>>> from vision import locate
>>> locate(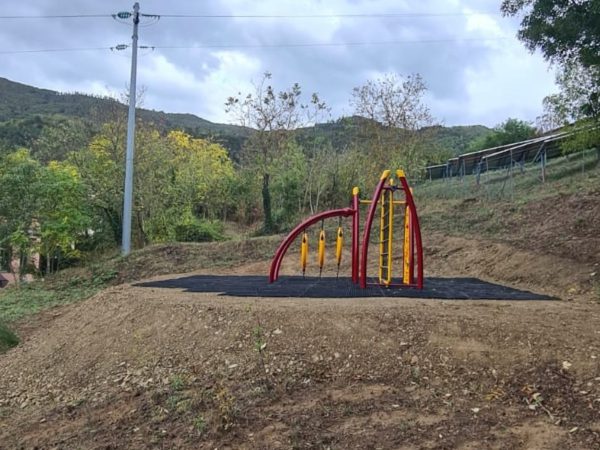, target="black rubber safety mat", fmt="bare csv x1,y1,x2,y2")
136,275,555,300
